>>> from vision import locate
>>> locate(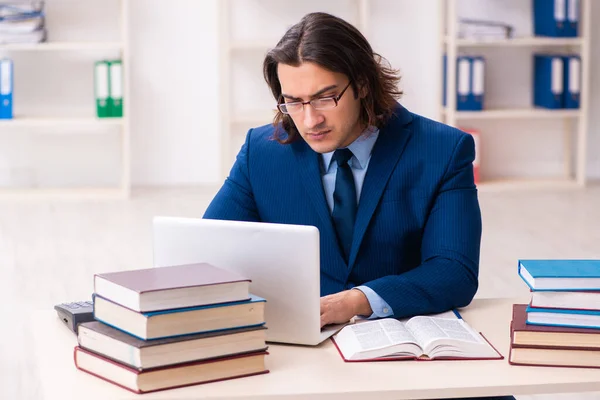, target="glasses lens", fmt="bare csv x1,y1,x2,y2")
281,102,303,114
311,98,336,110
